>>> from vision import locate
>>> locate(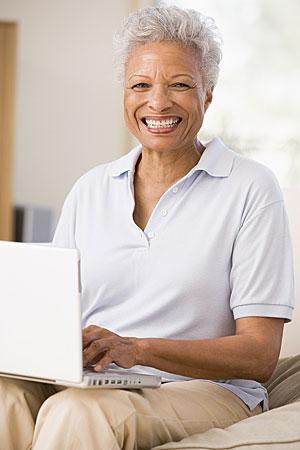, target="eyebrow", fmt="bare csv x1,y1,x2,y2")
128,74,151,81
170,74,195,79
128,73,196,81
